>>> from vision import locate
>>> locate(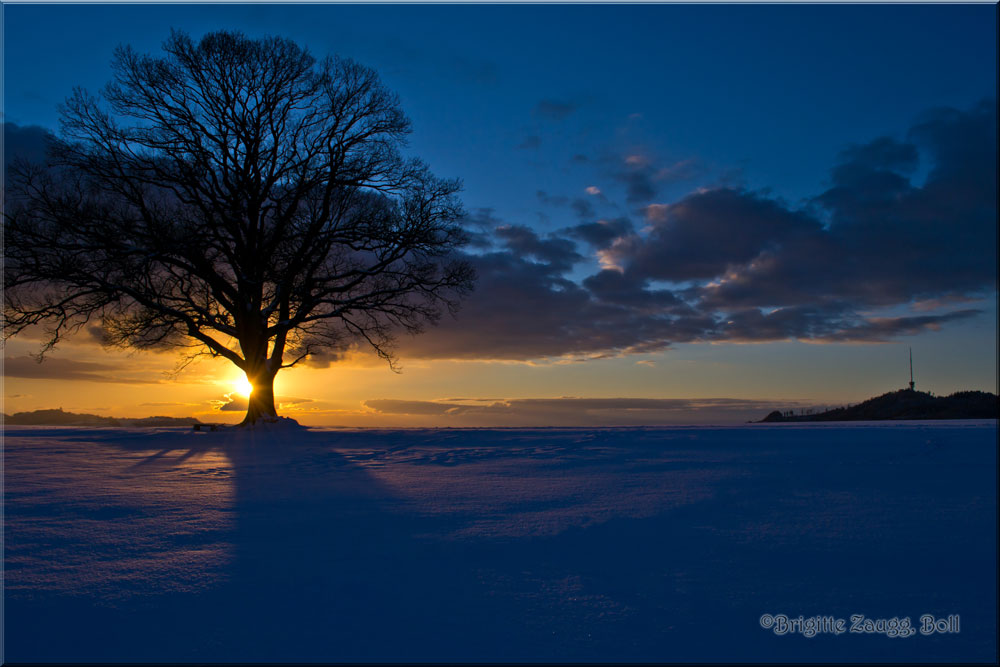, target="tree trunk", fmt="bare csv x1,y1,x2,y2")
240,370,279,426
